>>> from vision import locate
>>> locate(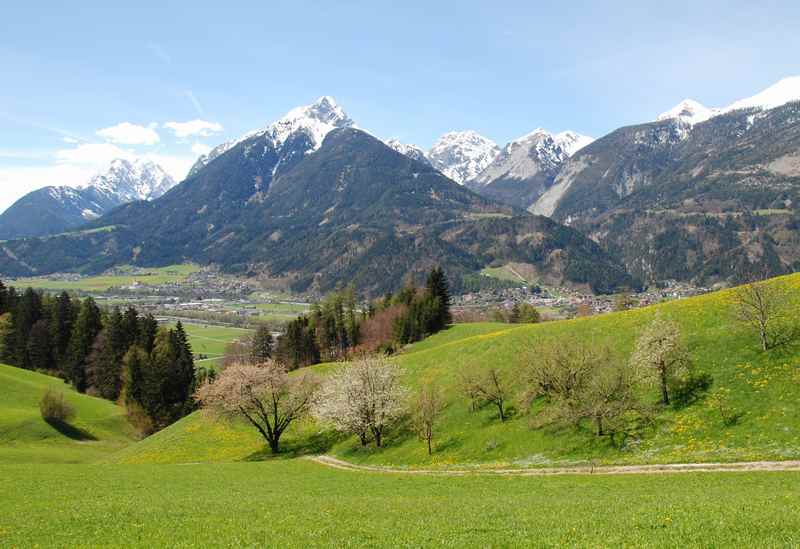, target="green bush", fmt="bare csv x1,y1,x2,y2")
39,389,76,424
